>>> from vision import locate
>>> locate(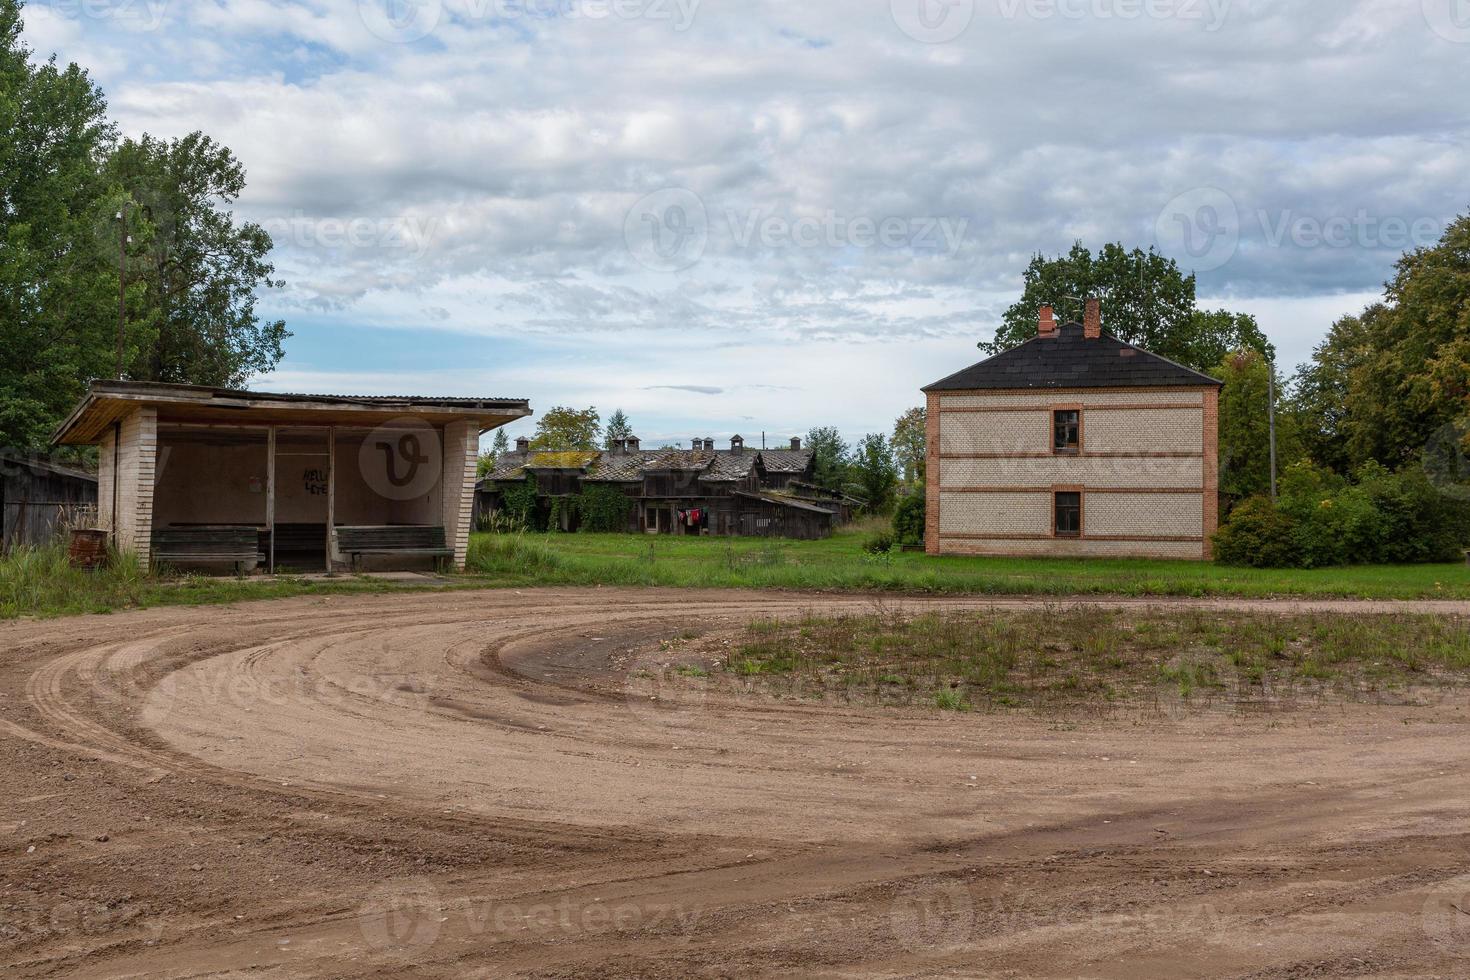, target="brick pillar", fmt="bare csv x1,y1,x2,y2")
925,392,941,555
441,420,478,570
112,407,157,568
1201,387,1220,559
